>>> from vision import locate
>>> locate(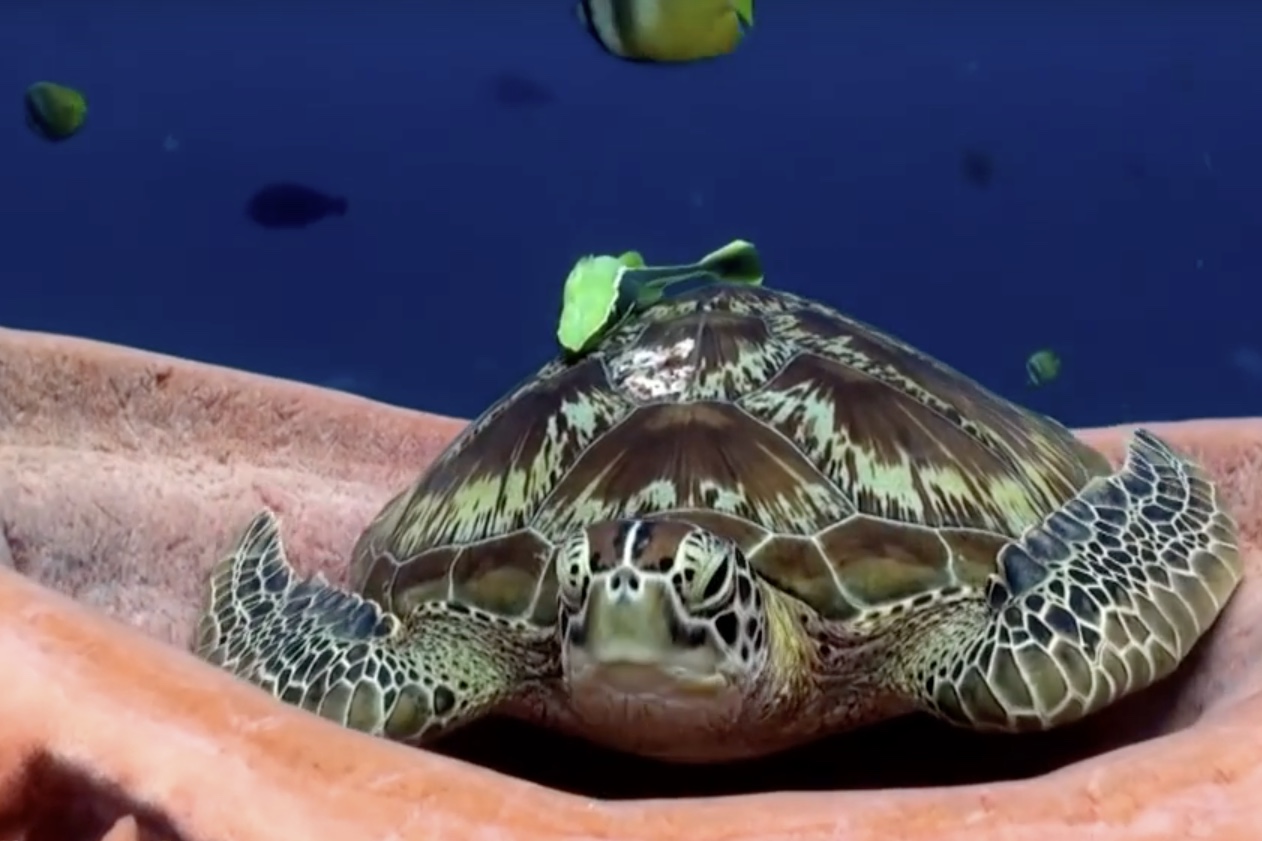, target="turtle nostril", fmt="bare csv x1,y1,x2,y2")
608,568,640,595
